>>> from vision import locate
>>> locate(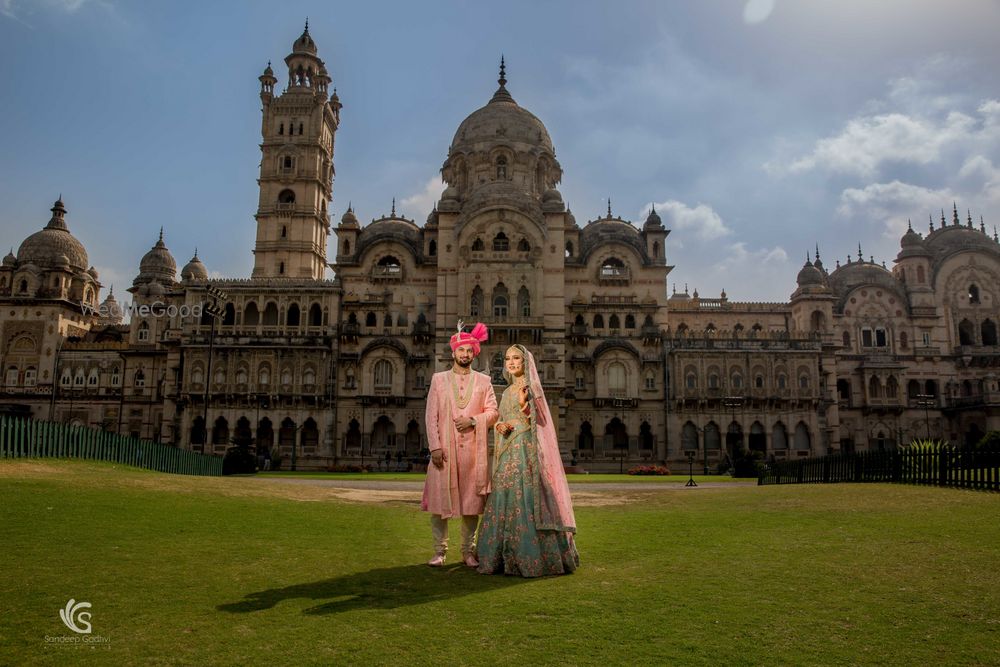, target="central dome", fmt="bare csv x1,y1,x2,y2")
17,199,89,269
449,62,554,155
